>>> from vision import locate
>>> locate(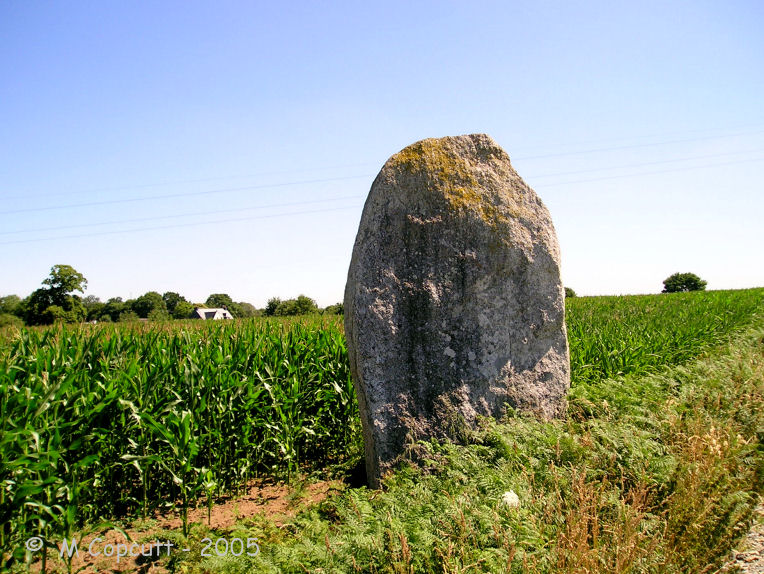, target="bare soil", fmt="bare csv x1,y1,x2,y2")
29,478,343,574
